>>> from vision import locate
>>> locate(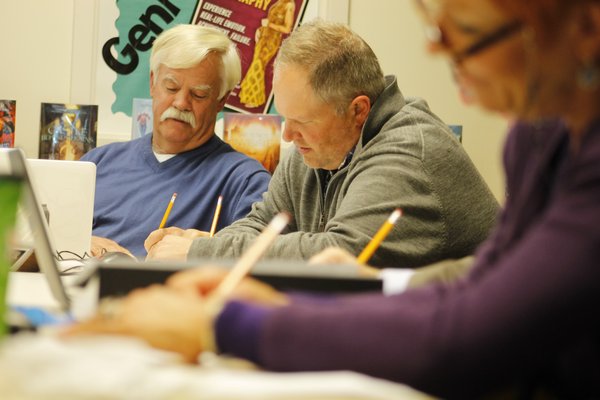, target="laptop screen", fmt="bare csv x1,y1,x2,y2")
1,149,70,311
26,159,96,260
